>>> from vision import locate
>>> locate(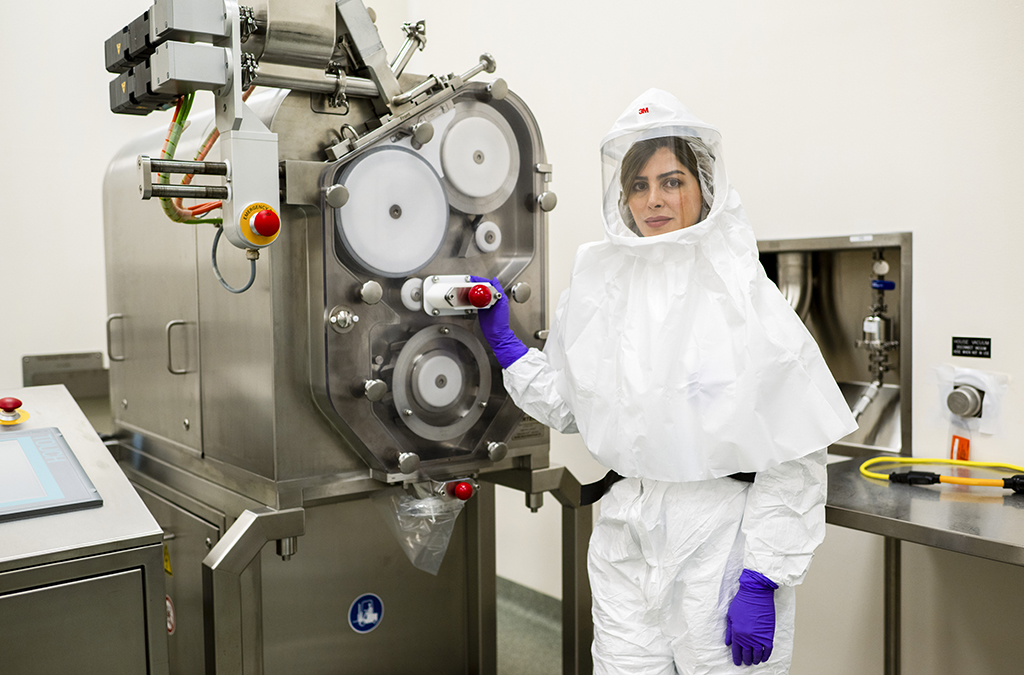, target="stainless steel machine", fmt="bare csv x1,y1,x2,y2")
102,1,590,674
758,232,913,456
0,386,169,675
